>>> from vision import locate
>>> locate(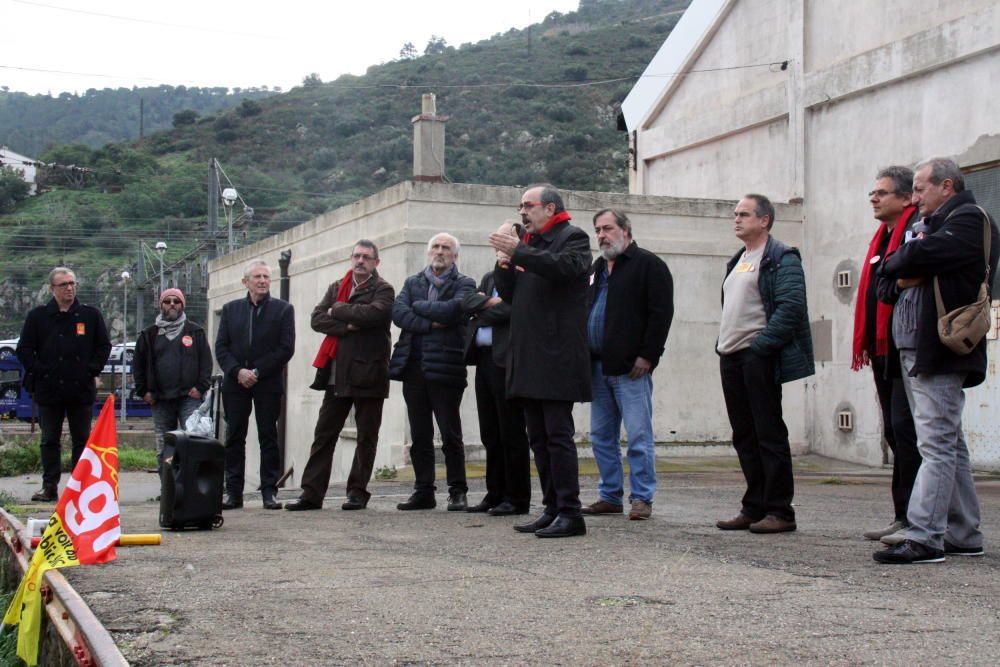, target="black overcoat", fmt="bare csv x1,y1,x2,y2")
494,220,592,402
